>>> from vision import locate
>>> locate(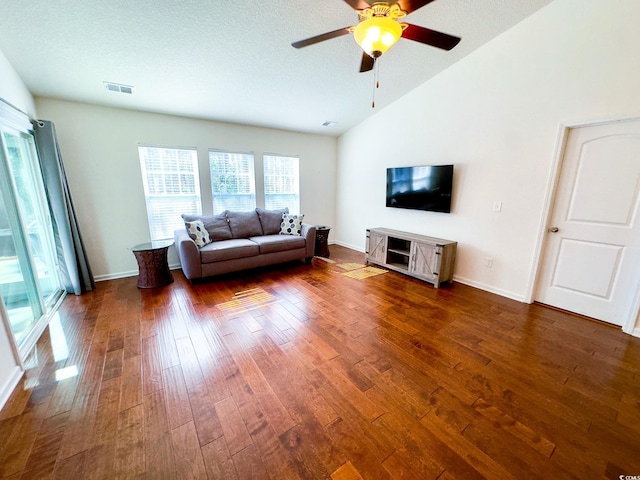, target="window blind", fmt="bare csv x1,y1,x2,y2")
263,154,300,212
138,146,201,241
209,150,256,214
